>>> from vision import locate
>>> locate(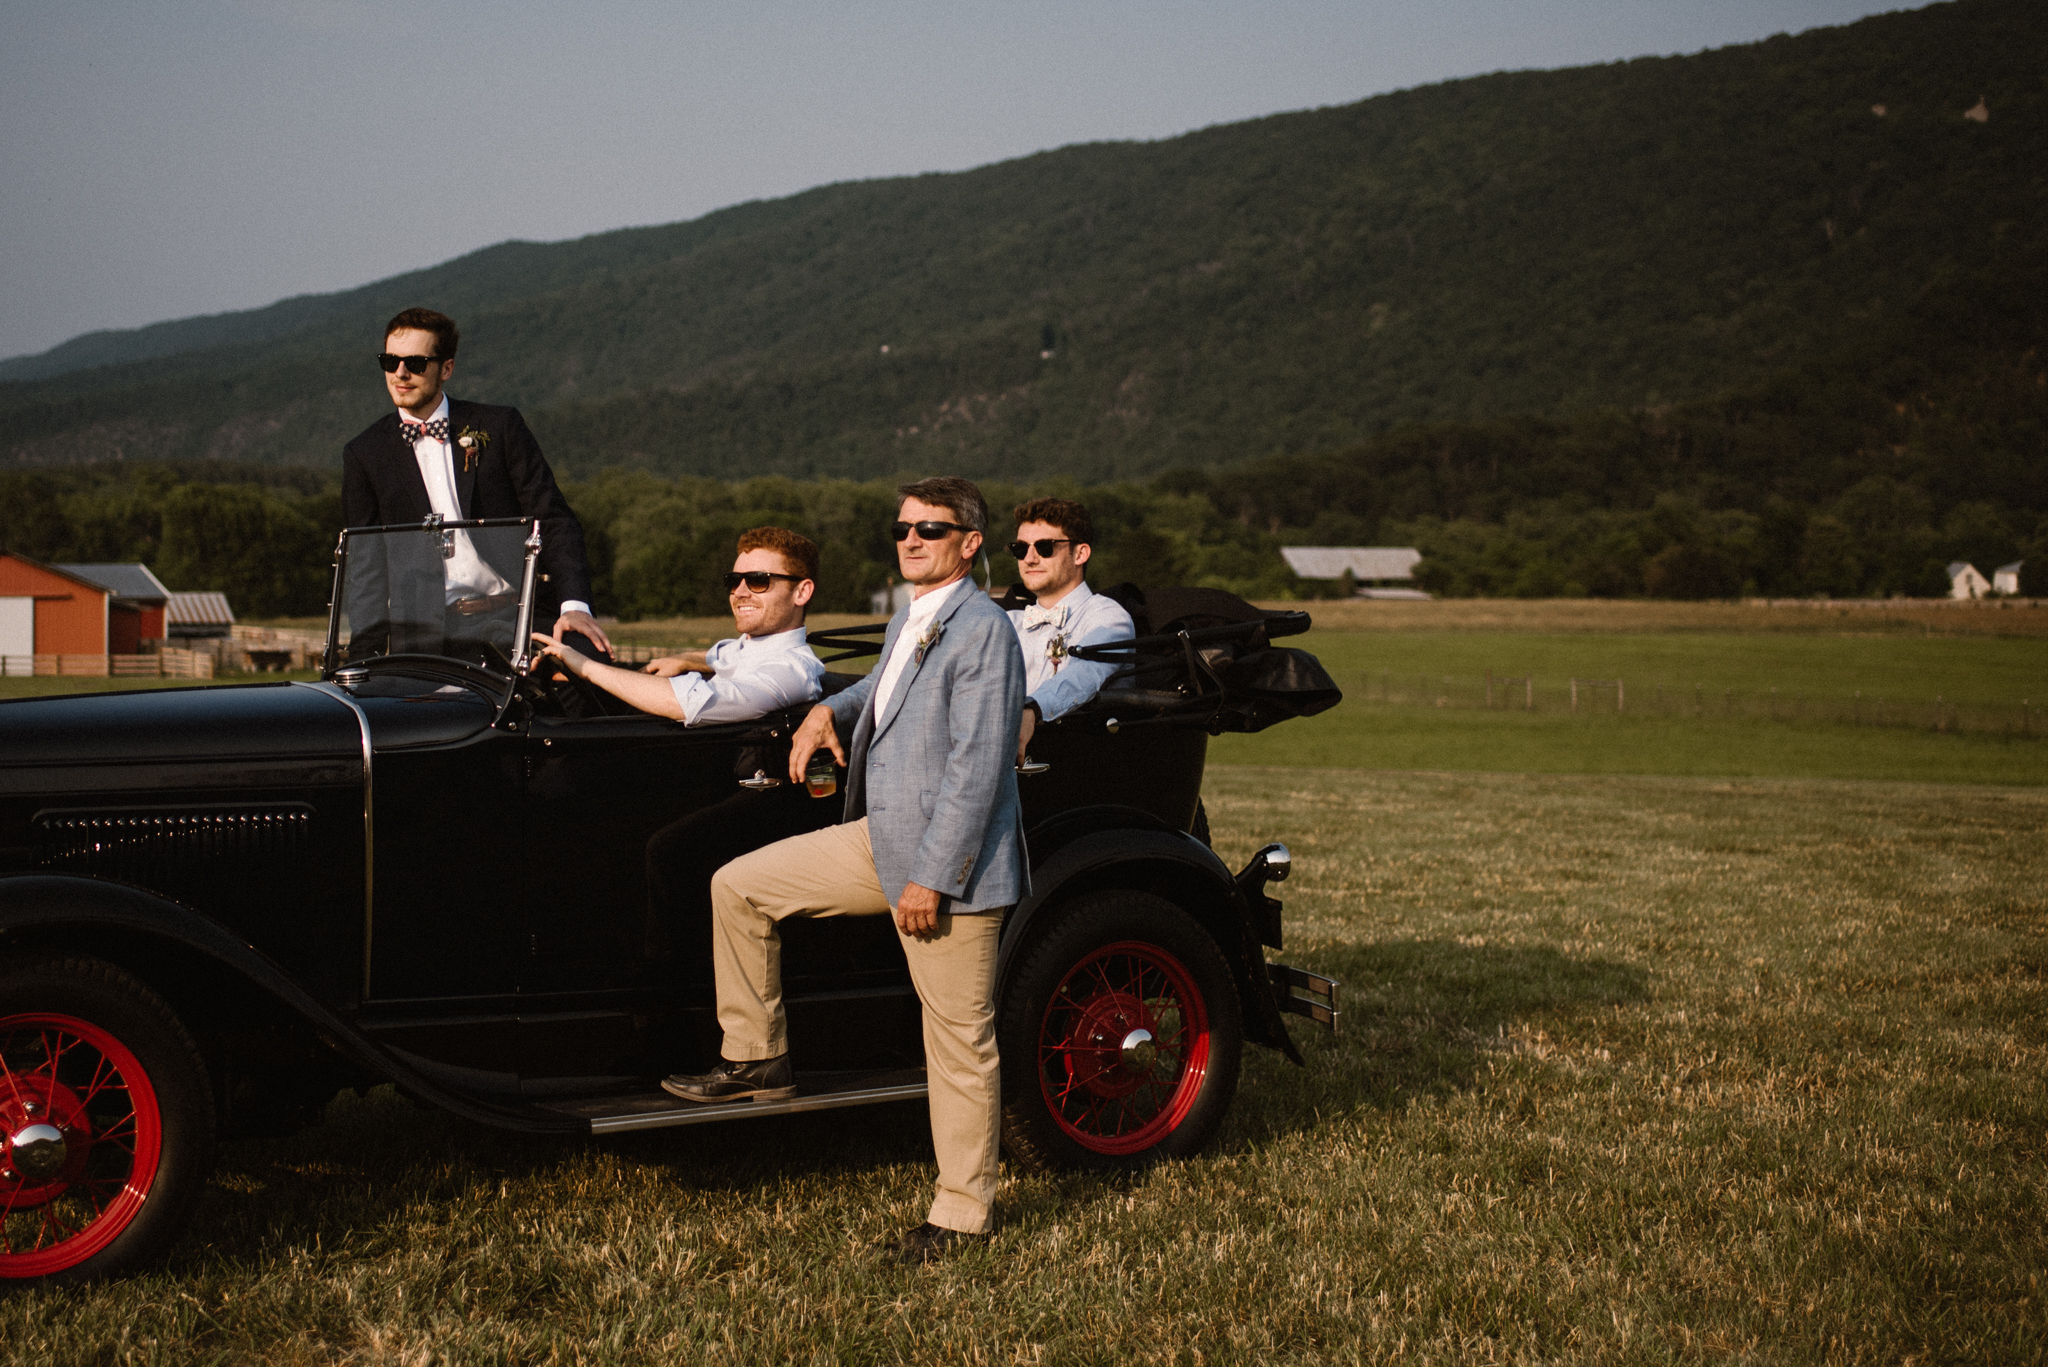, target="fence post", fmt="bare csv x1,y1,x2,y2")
1617,679,1625,714
1571,679,1579,714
